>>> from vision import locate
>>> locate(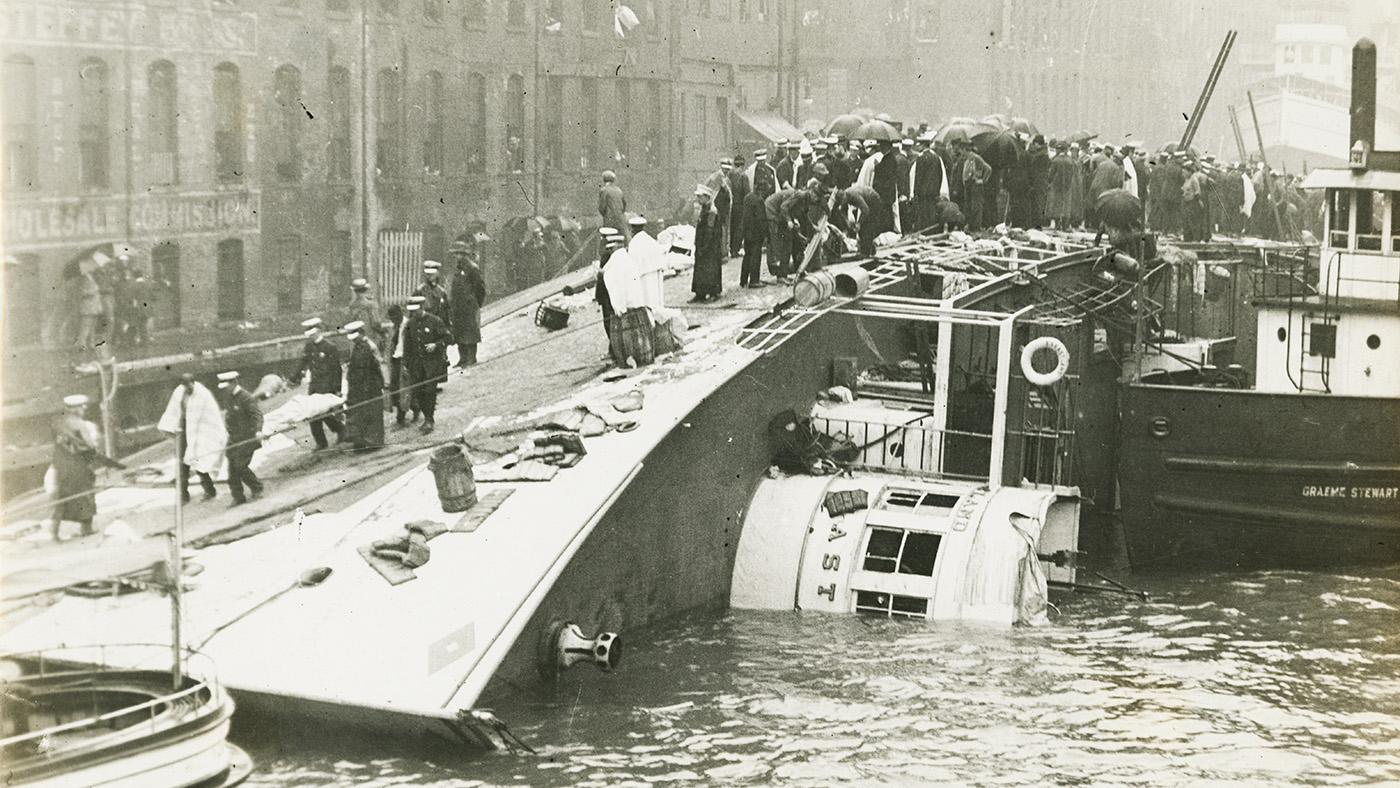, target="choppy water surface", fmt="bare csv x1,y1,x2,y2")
242,568,1400,786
